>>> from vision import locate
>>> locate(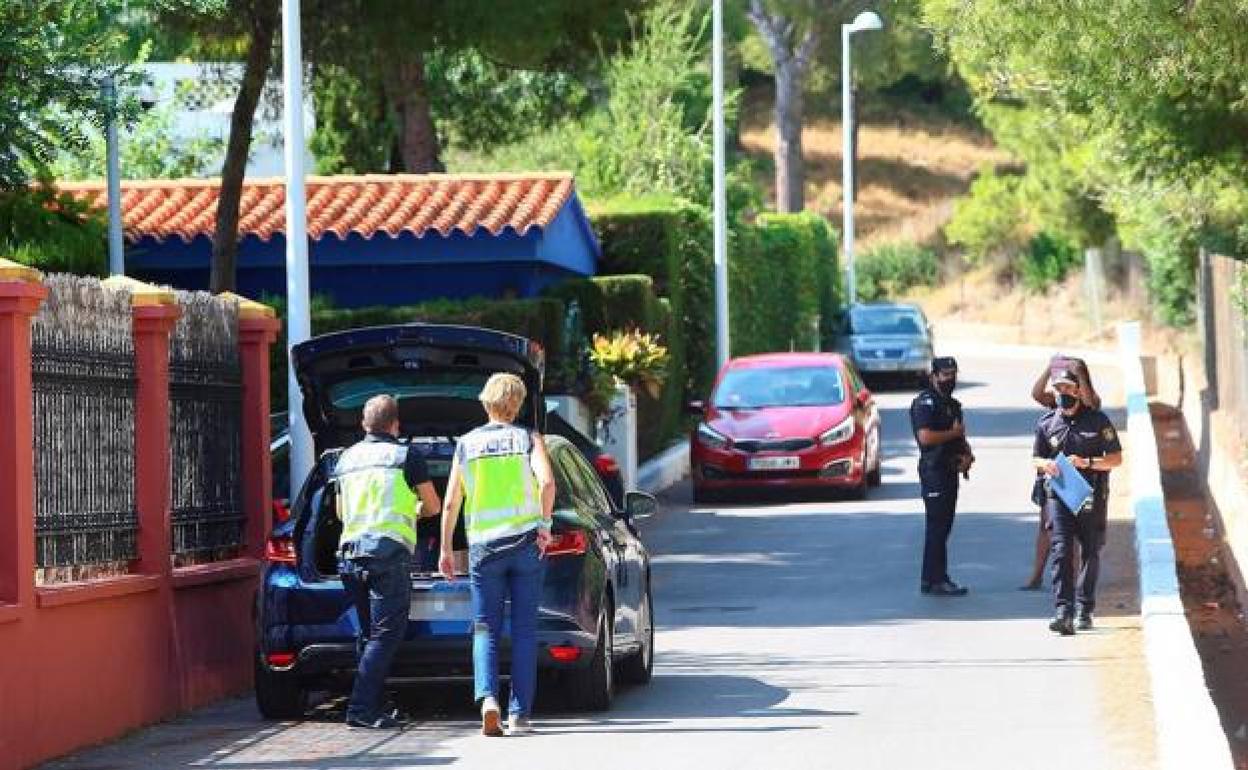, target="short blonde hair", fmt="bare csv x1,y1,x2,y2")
479,373,526,422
